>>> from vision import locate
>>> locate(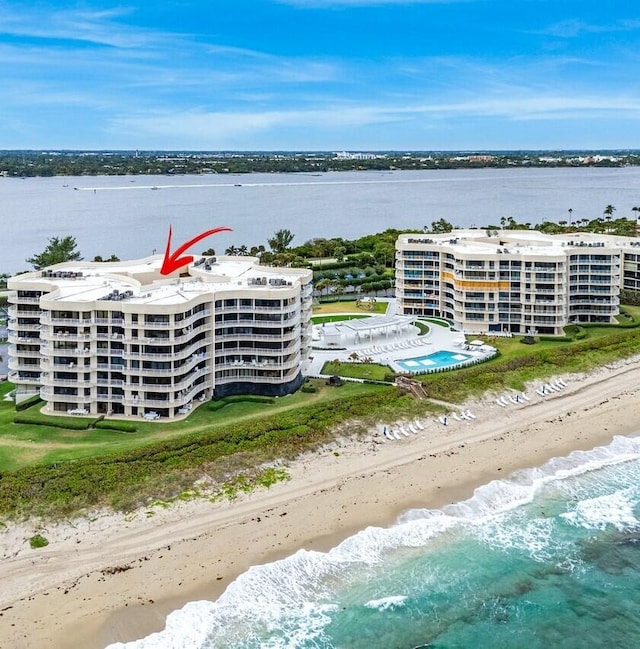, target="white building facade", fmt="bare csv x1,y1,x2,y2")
7,255,313,418
396,230,640,335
